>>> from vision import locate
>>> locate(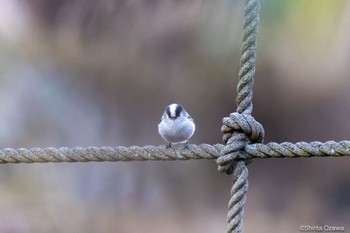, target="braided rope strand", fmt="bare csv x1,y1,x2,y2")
236,0,260,115
0,141,348,163
244,141,350,158
224,0,261,232
226,160,248,233
0,144,223,163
